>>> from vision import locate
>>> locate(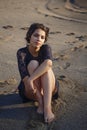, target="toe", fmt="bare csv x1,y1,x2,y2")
45,116,55,123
